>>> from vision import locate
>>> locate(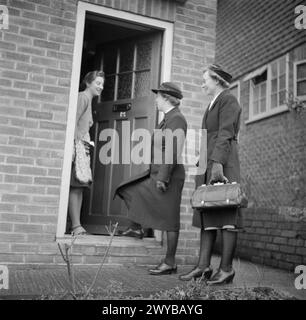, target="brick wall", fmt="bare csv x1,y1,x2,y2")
0,0,218,264
215,0,306,270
